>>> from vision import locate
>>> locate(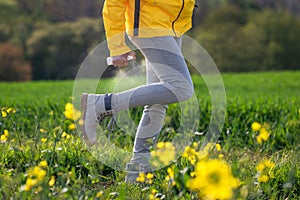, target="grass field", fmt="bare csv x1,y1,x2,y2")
0,71,299,199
